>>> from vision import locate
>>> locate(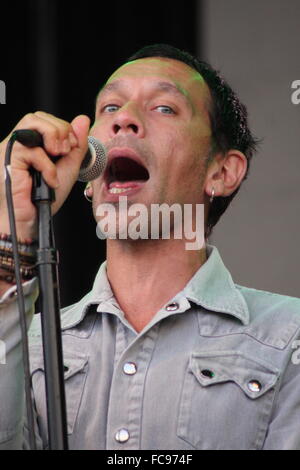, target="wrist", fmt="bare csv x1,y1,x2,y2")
0,211,37,241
